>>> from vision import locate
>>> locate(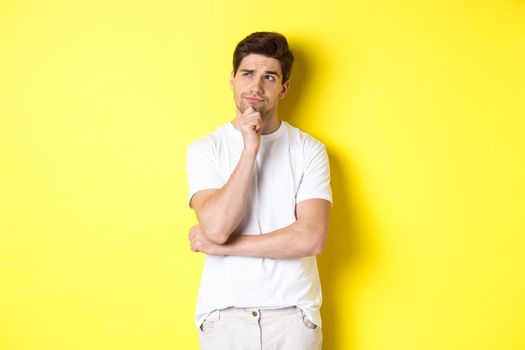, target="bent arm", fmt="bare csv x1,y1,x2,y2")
191,148,257,244
190,199,330,259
